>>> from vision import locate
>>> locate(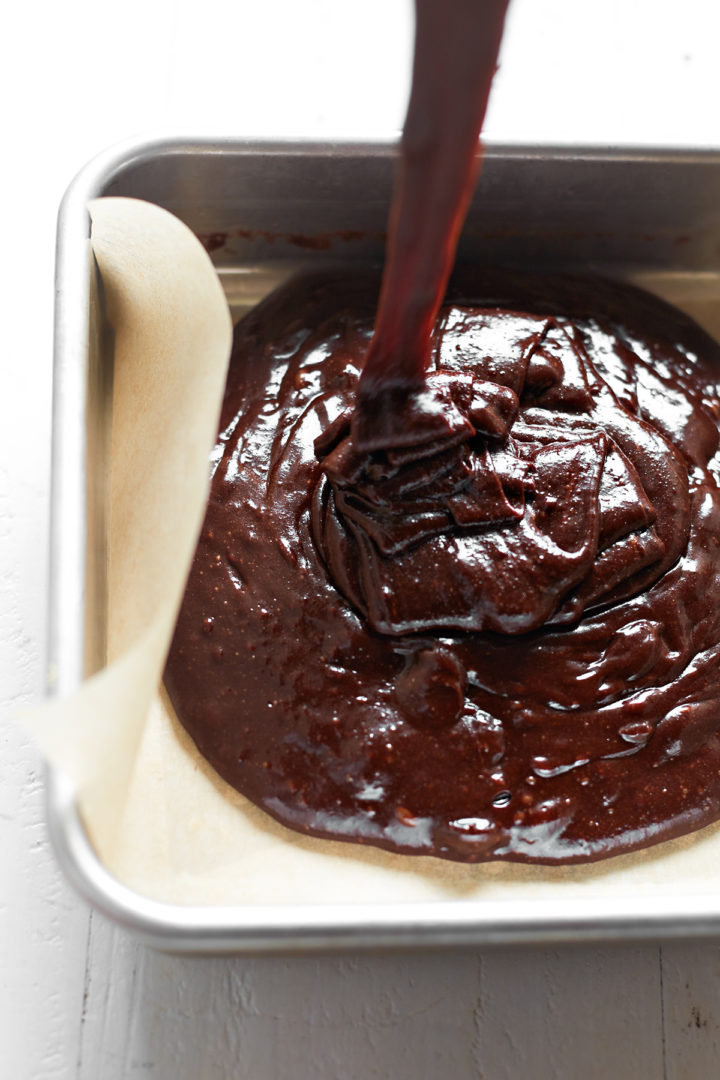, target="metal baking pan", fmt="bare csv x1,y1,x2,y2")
48,135,720,952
